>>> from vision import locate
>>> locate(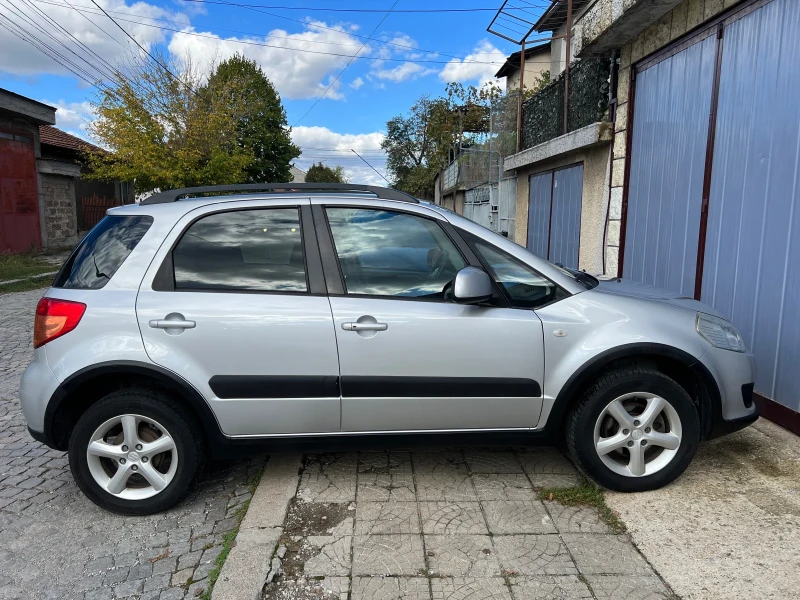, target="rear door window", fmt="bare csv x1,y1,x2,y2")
53,215,153,289
173,208,307,292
